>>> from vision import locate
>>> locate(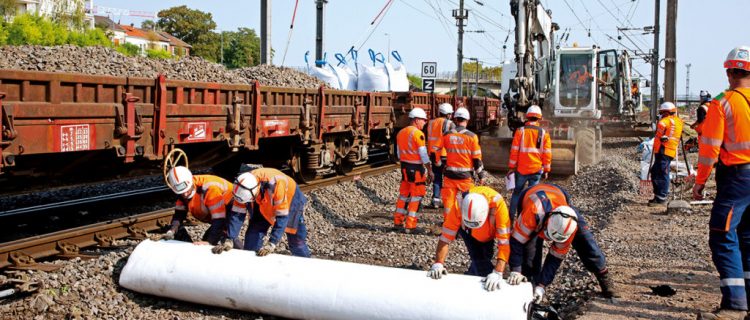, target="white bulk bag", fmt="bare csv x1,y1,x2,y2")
306,51,341,89
357,49,390,92
386,51,410,92
331,52,358,91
